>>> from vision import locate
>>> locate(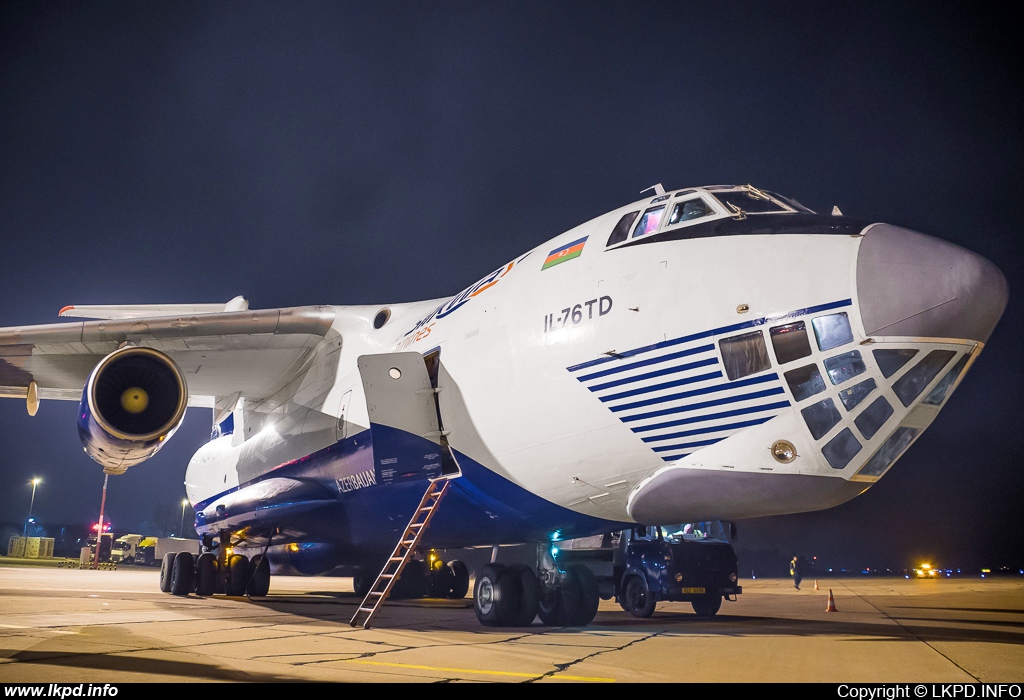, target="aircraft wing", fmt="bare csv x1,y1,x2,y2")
0,306,338,411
